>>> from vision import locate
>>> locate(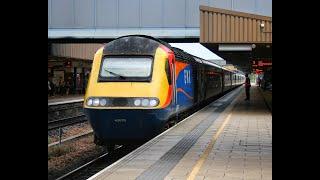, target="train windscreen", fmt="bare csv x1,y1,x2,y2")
99,57,153,82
